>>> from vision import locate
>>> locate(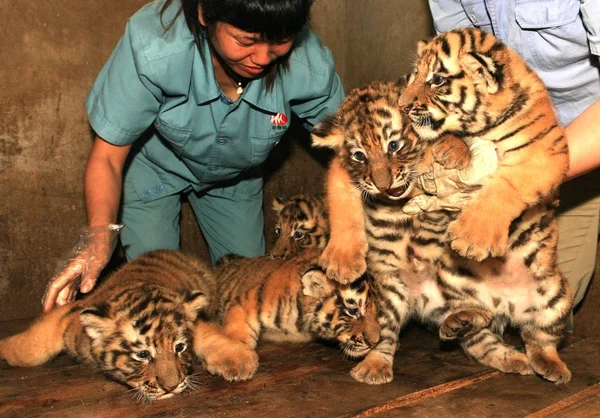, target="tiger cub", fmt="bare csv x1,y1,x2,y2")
312,79,469,385
313,75,572,385
0,250,217,400
193,248,380,382
271,193,328,259
398,28,569,261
